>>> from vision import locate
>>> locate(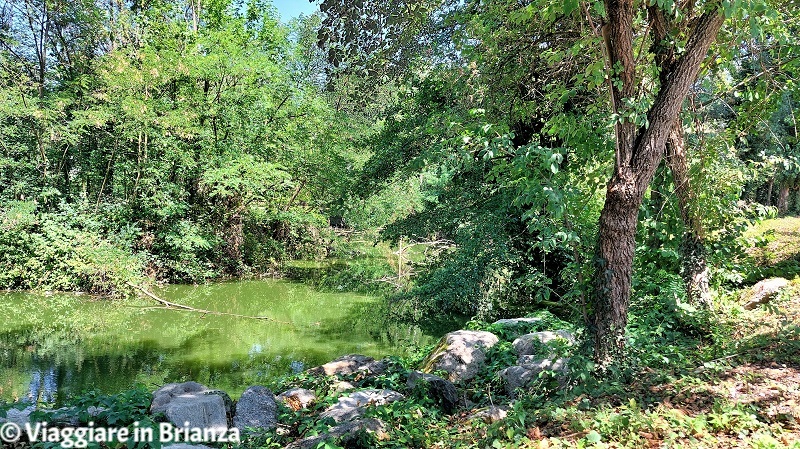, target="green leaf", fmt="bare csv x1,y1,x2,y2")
585,430,602,443
563,0,580,16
